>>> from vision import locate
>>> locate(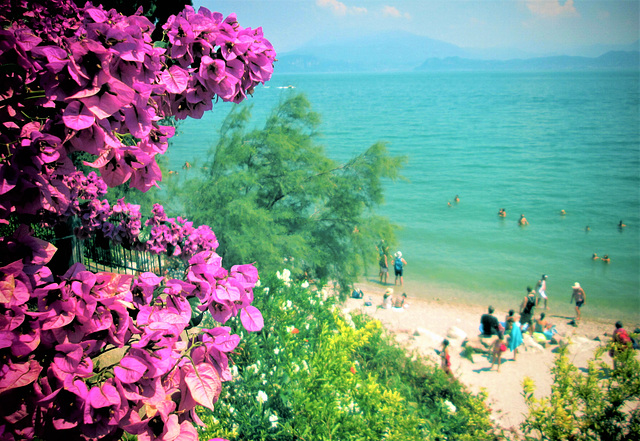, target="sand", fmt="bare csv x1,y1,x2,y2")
344,280,621,435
